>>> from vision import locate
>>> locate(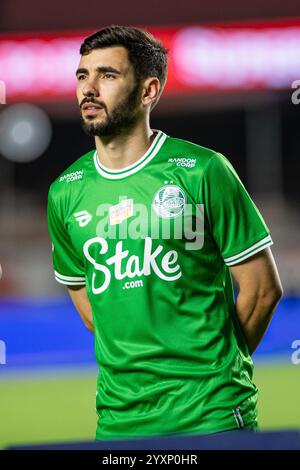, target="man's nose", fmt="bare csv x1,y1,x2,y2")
82,78,99,97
